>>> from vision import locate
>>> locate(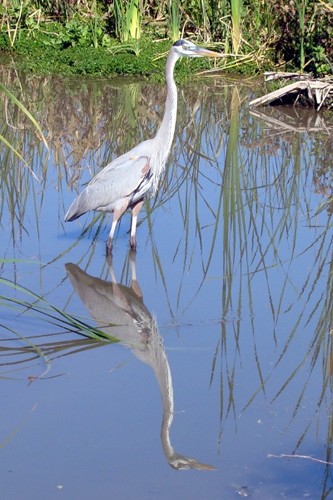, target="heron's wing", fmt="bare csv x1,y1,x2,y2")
65,151,152,220
94,138,153,177
65,263,152,346
90,153,151,201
